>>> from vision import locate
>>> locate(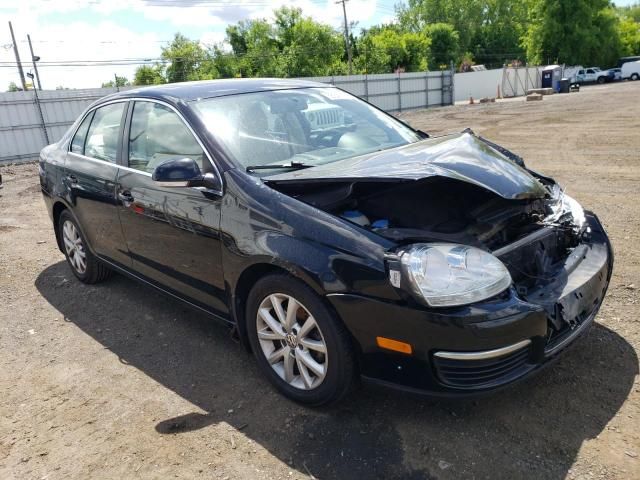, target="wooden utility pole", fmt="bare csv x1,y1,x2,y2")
8,21,27,90
336,0,353,75
27,34,42,90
